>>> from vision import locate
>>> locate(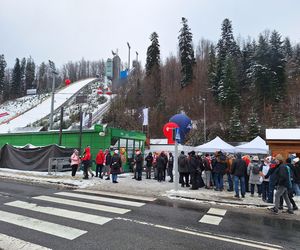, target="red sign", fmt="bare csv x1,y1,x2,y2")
163,122,179,144
65,79,71,86
97,88,103,95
